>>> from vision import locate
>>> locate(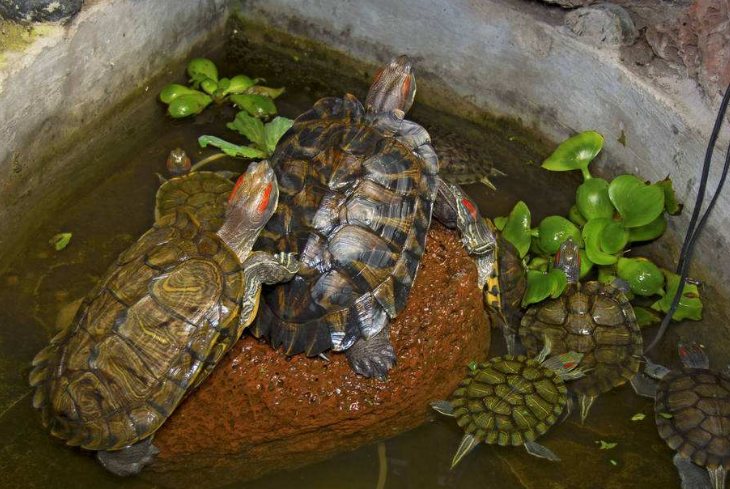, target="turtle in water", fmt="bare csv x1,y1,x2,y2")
155,170,234,232
28,160,299,476
519,238,643,423
480,218,527,354
432,130,506,190
633,342,730,489
253,55,495,378
431,336,584,467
